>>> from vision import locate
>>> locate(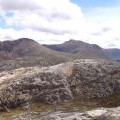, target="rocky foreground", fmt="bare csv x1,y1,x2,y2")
13,107,120,120
0,59,120,111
